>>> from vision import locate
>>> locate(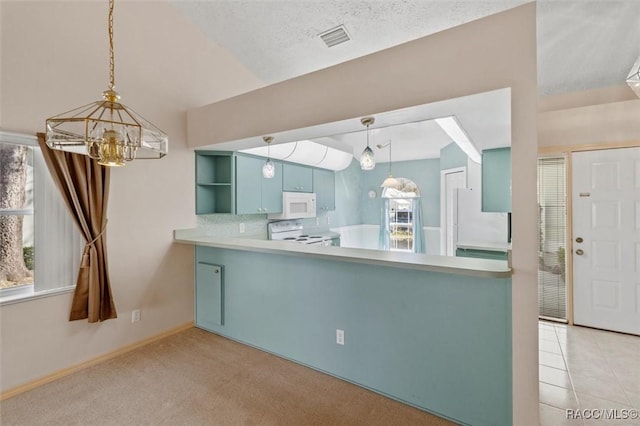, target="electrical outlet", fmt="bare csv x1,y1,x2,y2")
336,329,344,345
316,217,320,226
131,309,141,323
239,223,245,233
327,216,331,225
